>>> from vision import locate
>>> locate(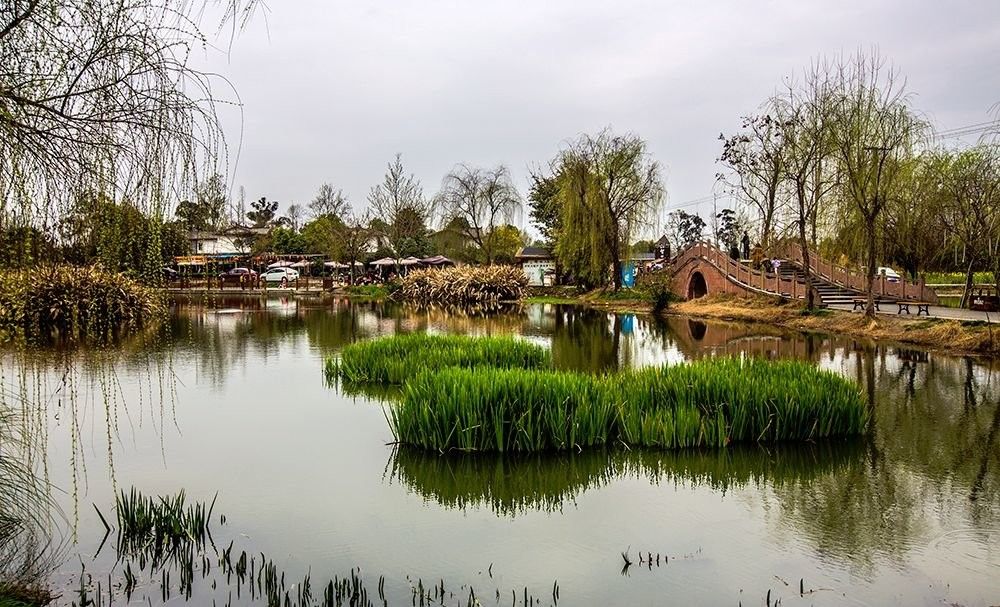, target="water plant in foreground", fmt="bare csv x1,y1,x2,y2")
115,488,215,571
392,357,868,452
325,333,550,385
